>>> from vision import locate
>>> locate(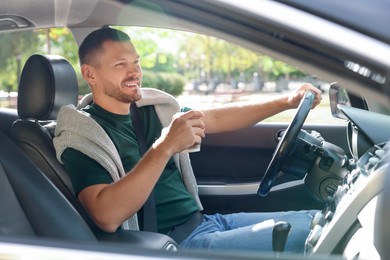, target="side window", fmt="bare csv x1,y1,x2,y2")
119,26,340,125
0,26,341,125
0,28,81,109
